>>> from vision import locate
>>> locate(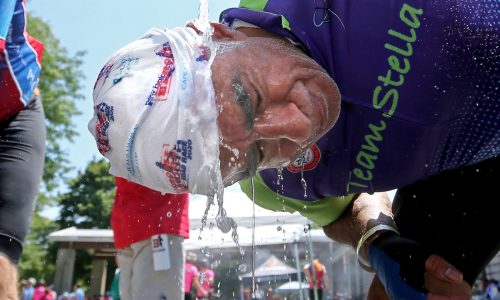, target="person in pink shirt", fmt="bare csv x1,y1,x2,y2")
197,258,215,300
32,281,48,300
185,253,207,300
